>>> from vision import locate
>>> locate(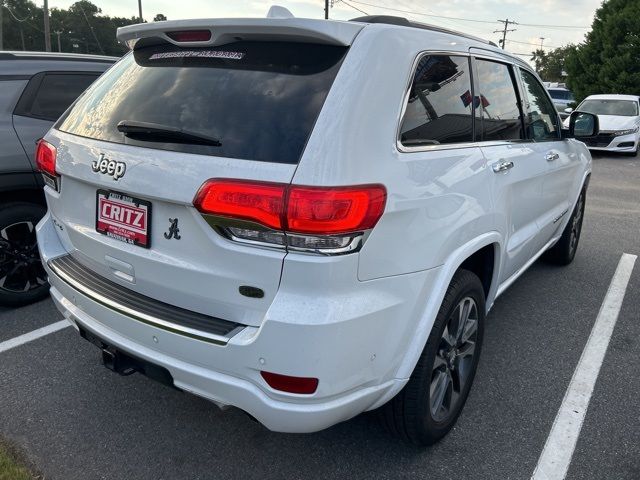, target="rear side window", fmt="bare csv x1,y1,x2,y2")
476,60,523,141
399,55,474,147
14,73,99,121
519,69,560,141
58,42,348,164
